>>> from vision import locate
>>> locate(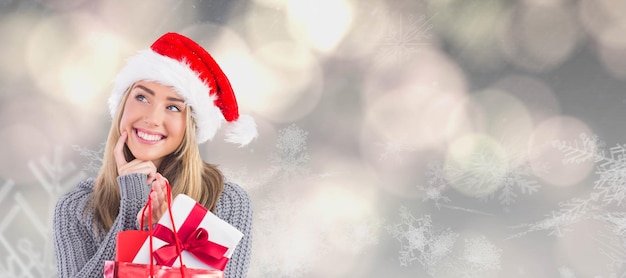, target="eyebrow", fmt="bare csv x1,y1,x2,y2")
134,85,186,103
